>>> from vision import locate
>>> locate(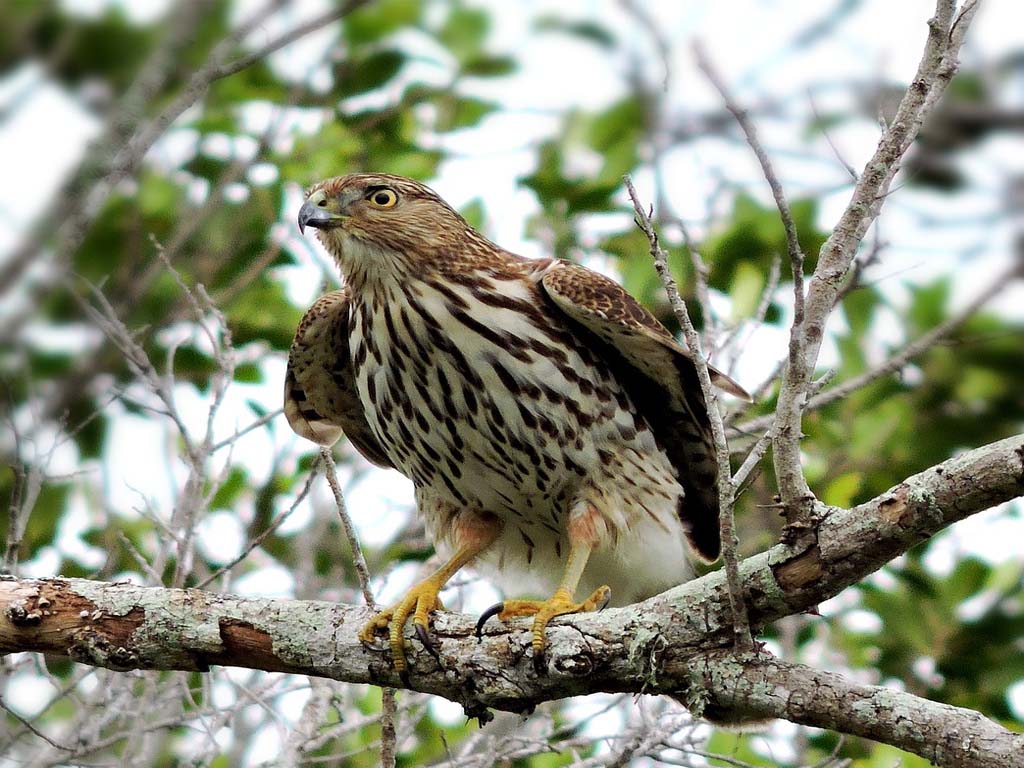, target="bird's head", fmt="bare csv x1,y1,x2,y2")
298,173,482,286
